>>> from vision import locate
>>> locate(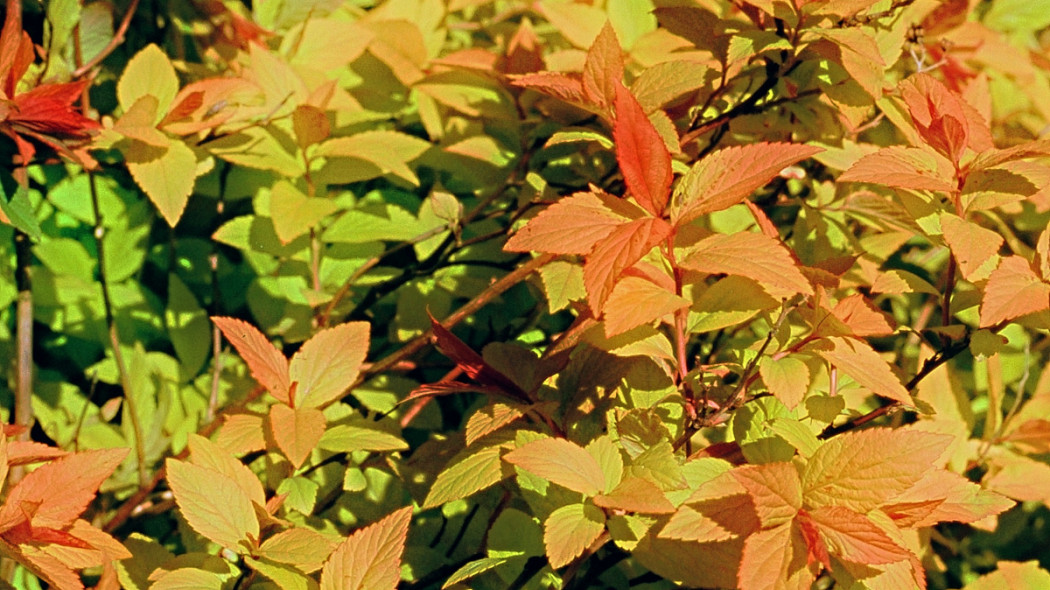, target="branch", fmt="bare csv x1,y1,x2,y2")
71,0,141,79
